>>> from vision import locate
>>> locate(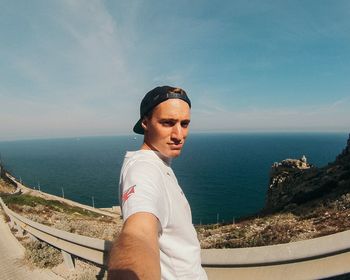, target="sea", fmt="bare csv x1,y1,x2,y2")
0,132,348,225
